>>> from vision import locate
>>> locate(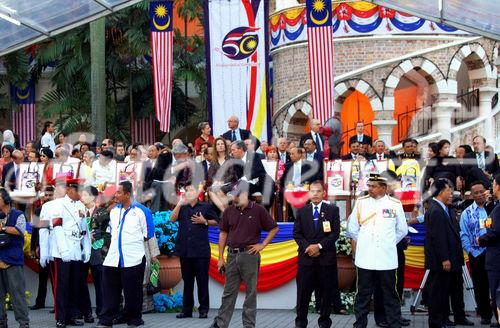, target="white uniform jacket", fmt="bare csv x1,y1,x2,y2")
49,196,91,261
347,195,408,270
